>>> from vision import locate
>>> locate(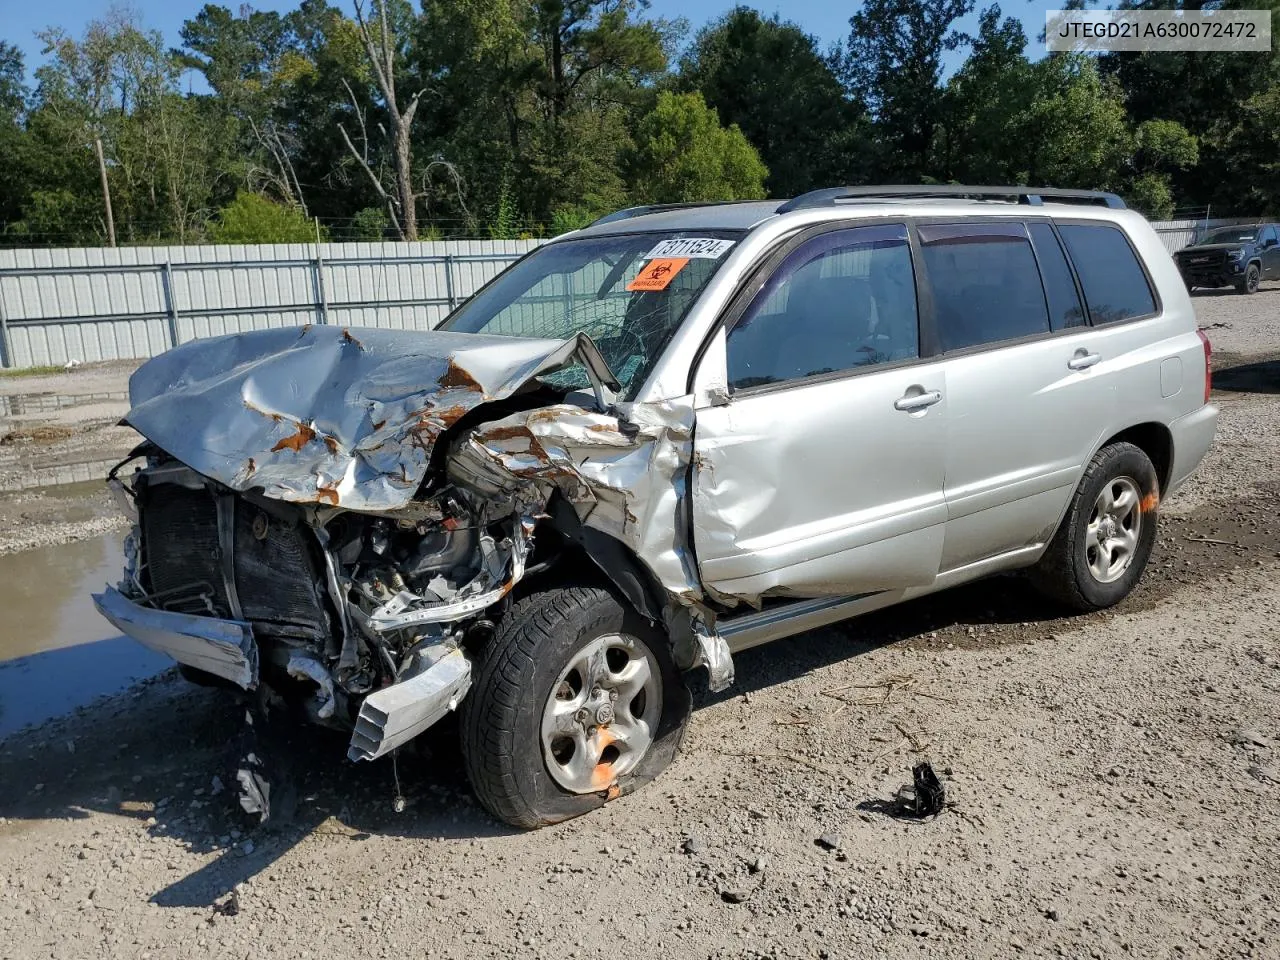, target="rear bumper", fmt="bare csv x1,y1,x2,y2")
93,586,258,689
1167,403,1219,497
